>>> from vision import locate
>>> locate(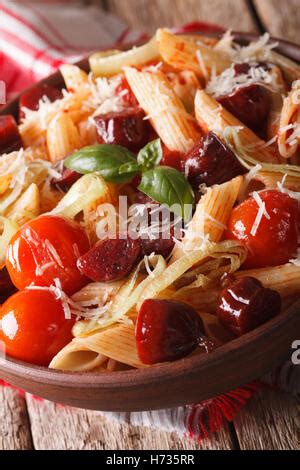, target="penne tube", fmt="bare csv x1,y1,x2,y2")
195,90,281,164
156,29,231,80
177,263,300,314
46,113,81,163
235,263,300,298
49,340,108,372
7,183,40,226
50,323,145,371
278,80,300,159
125,67,201,153
252,171,300,192
59,64,89,92
0,217,19,269
171,176,243,262
166,70,201,113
